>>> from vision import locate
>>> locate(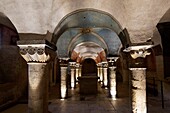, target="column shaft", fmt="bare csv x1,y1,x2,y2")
109,67,116,98
60,66,68,99
99,67,103,83
97,67,100,82
75,68,79,82
28,63,48,113
70,68,76,88
103,67,108,87
130,68,147,113
78,66,82,77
